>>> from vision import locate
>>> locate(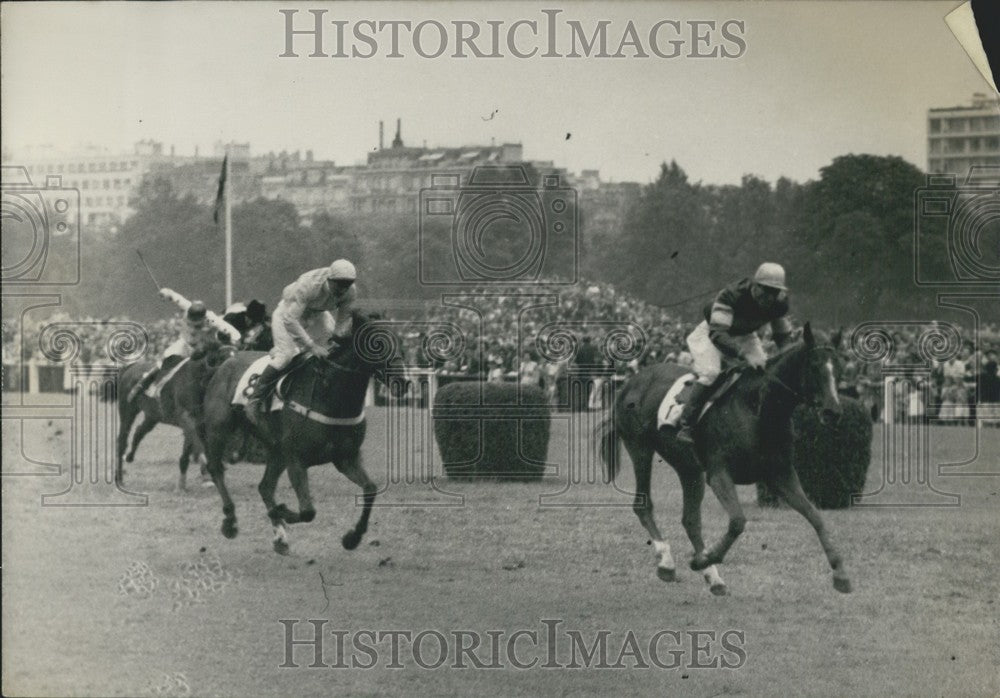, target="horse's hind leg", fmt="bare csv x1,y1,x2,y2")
177,437,193,491
204,419,238,539
335,451,376,551
623,440,676,582
767,469,852,593
116,402,141,483
285,455,315,524
258,448,291,555
677,465,727,595
126,414,158,463
692,465,746,572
